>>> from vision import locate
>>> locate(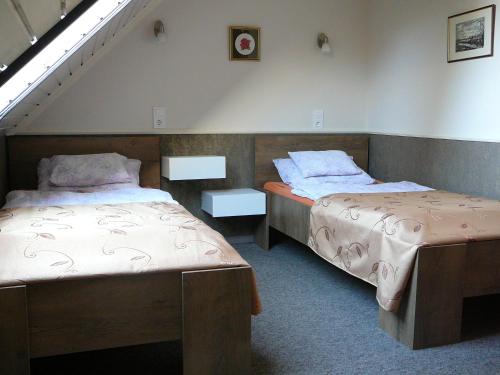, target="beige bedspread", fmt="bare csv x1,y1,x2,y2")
308,191,500,312
0,202,261,314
